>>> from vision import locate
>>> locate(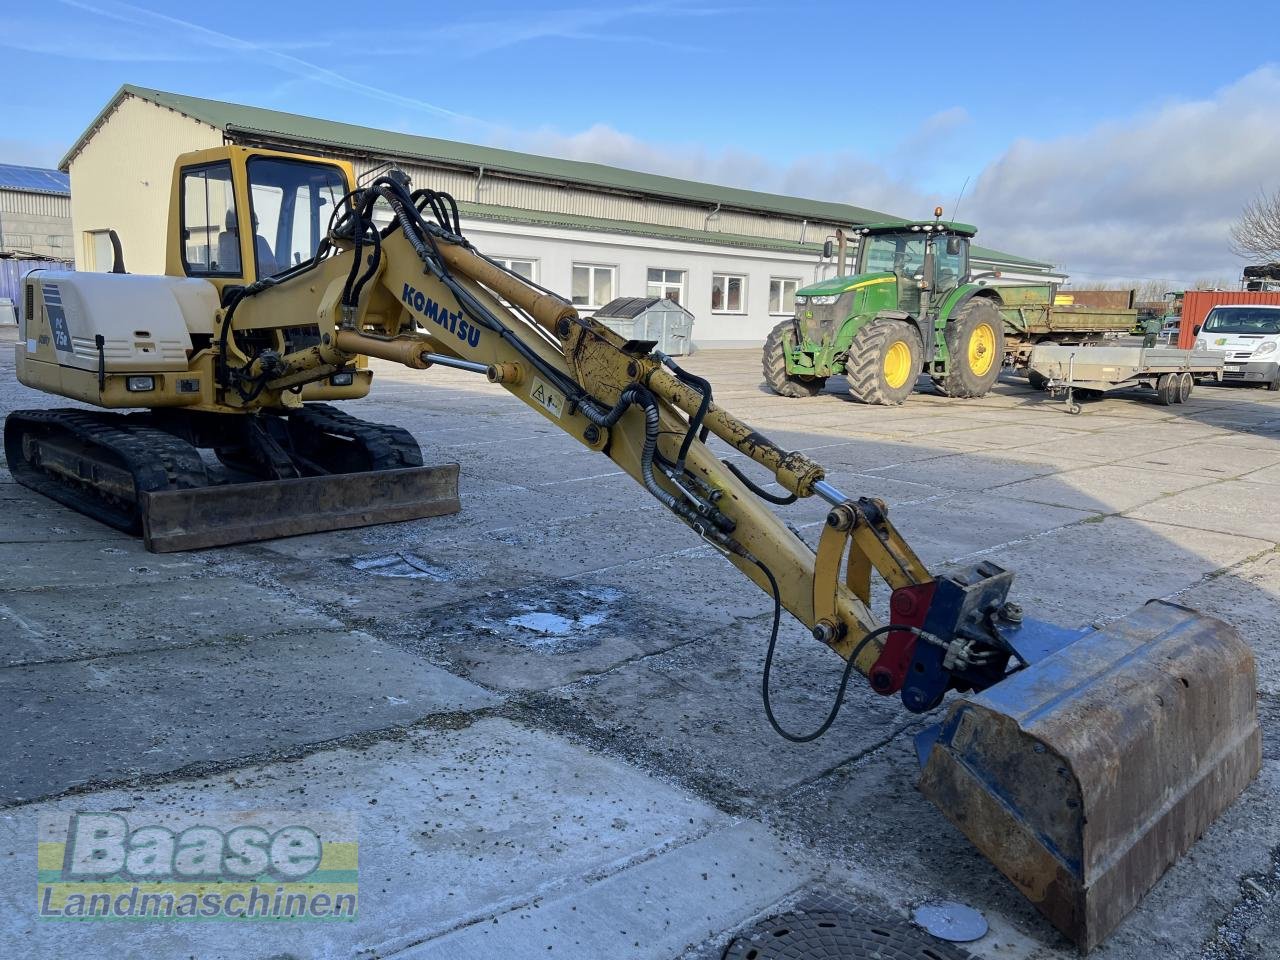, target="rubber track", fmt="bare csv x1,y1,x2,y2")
287,403,424,470
762,320,824,398
843,319,897,405
4,409,208,533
